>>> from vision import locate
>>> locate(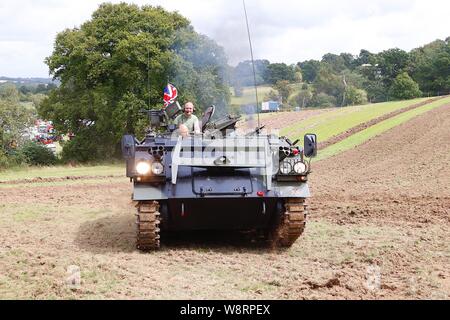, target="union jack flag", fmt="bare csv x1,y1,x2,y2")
163,83,178,107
